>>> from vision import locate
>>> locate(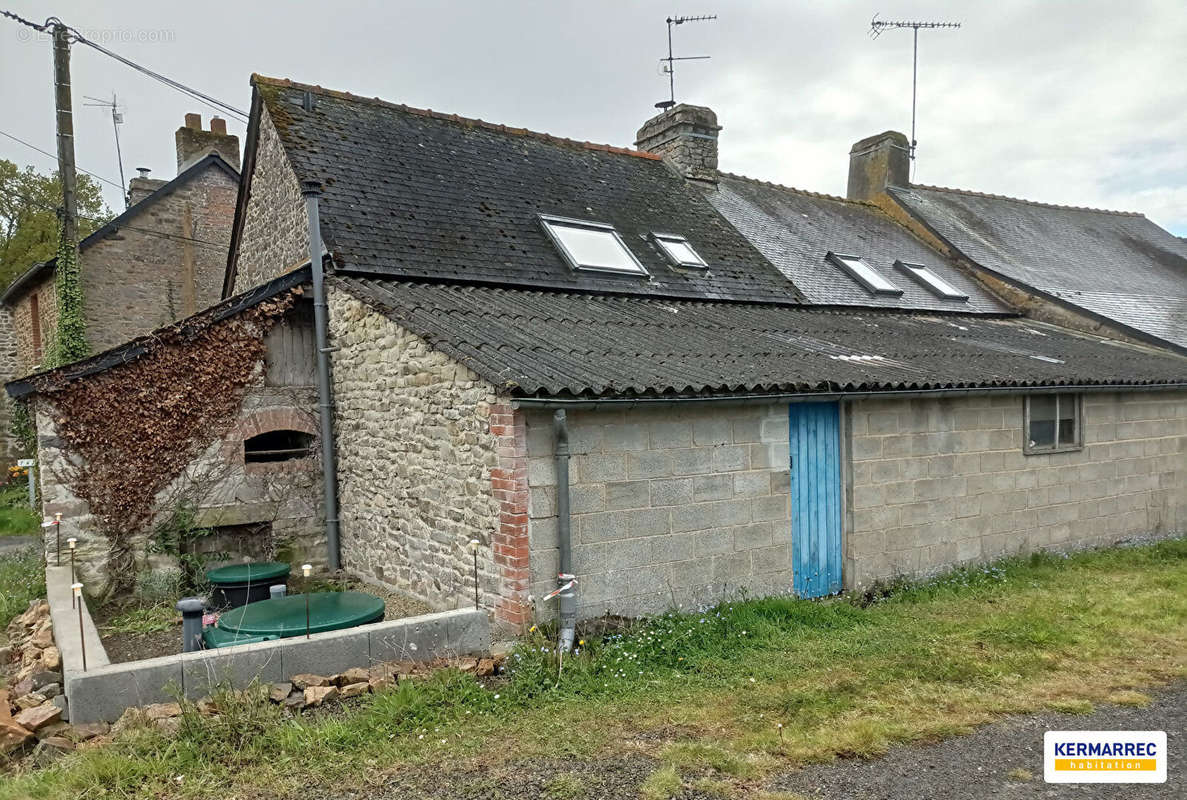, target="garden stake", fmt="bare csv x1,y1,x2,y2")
778,723,784,743
54,513,62,566
302,563,312,639
72,582,86,671
67,538,77,608
469,539,480,610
